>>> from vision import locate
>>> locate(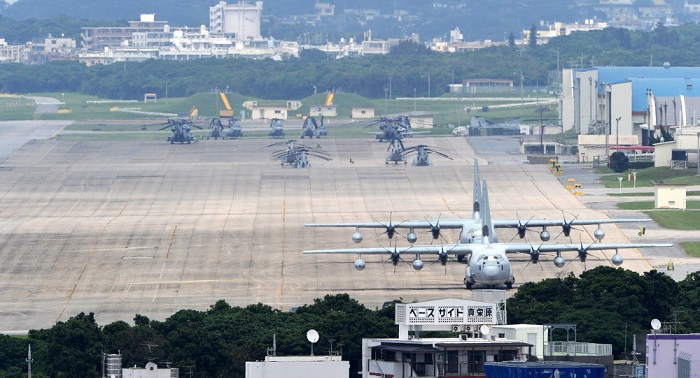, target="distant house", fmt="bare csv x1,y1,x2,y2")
409,113,434,128
351,106,375,119
251,105,288,120
310,105,337,117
